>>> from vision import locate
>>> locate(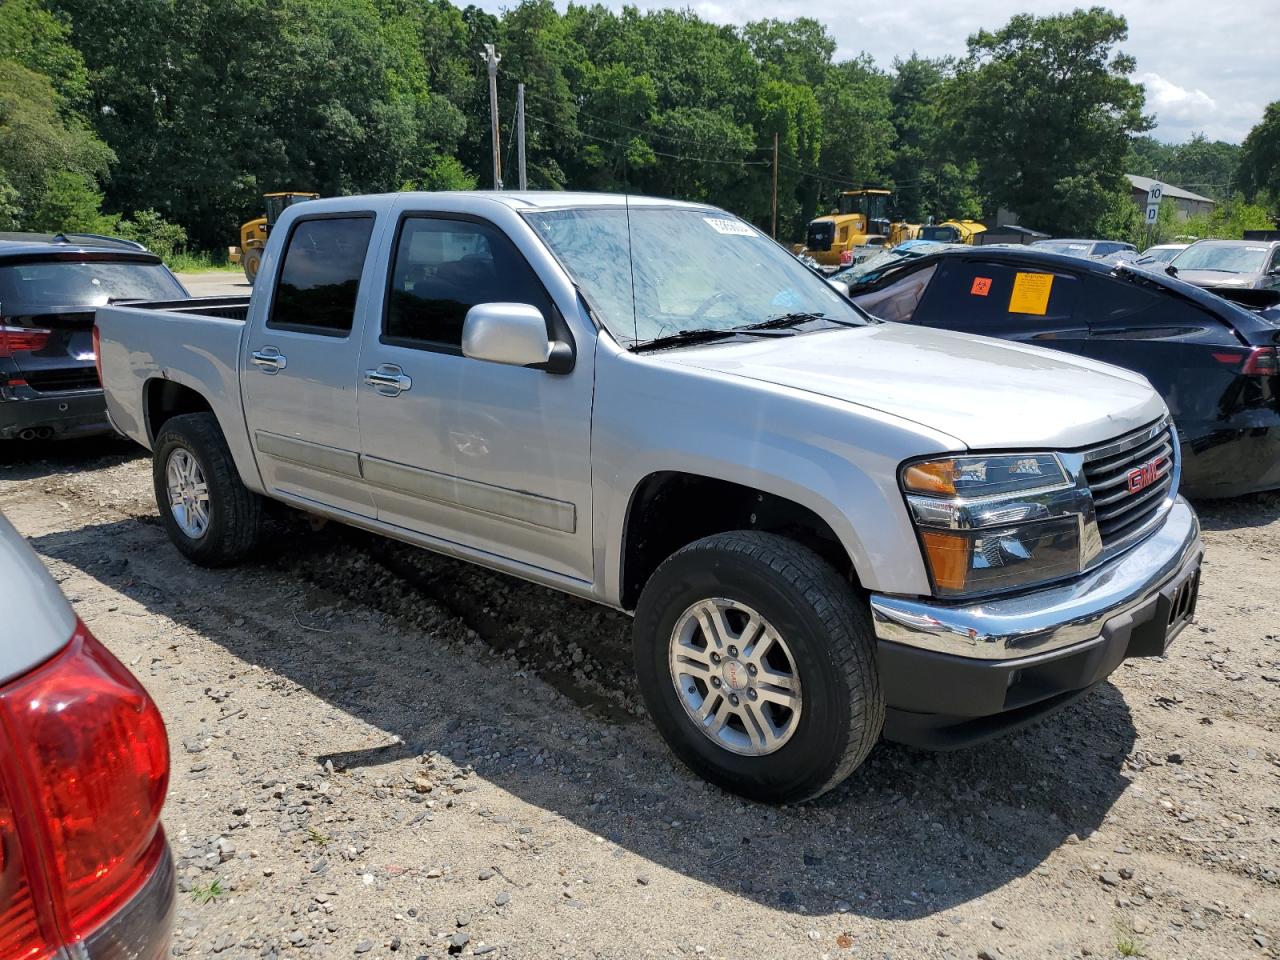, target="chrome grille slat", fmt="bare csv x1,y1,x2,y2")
1082,419,1176,552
